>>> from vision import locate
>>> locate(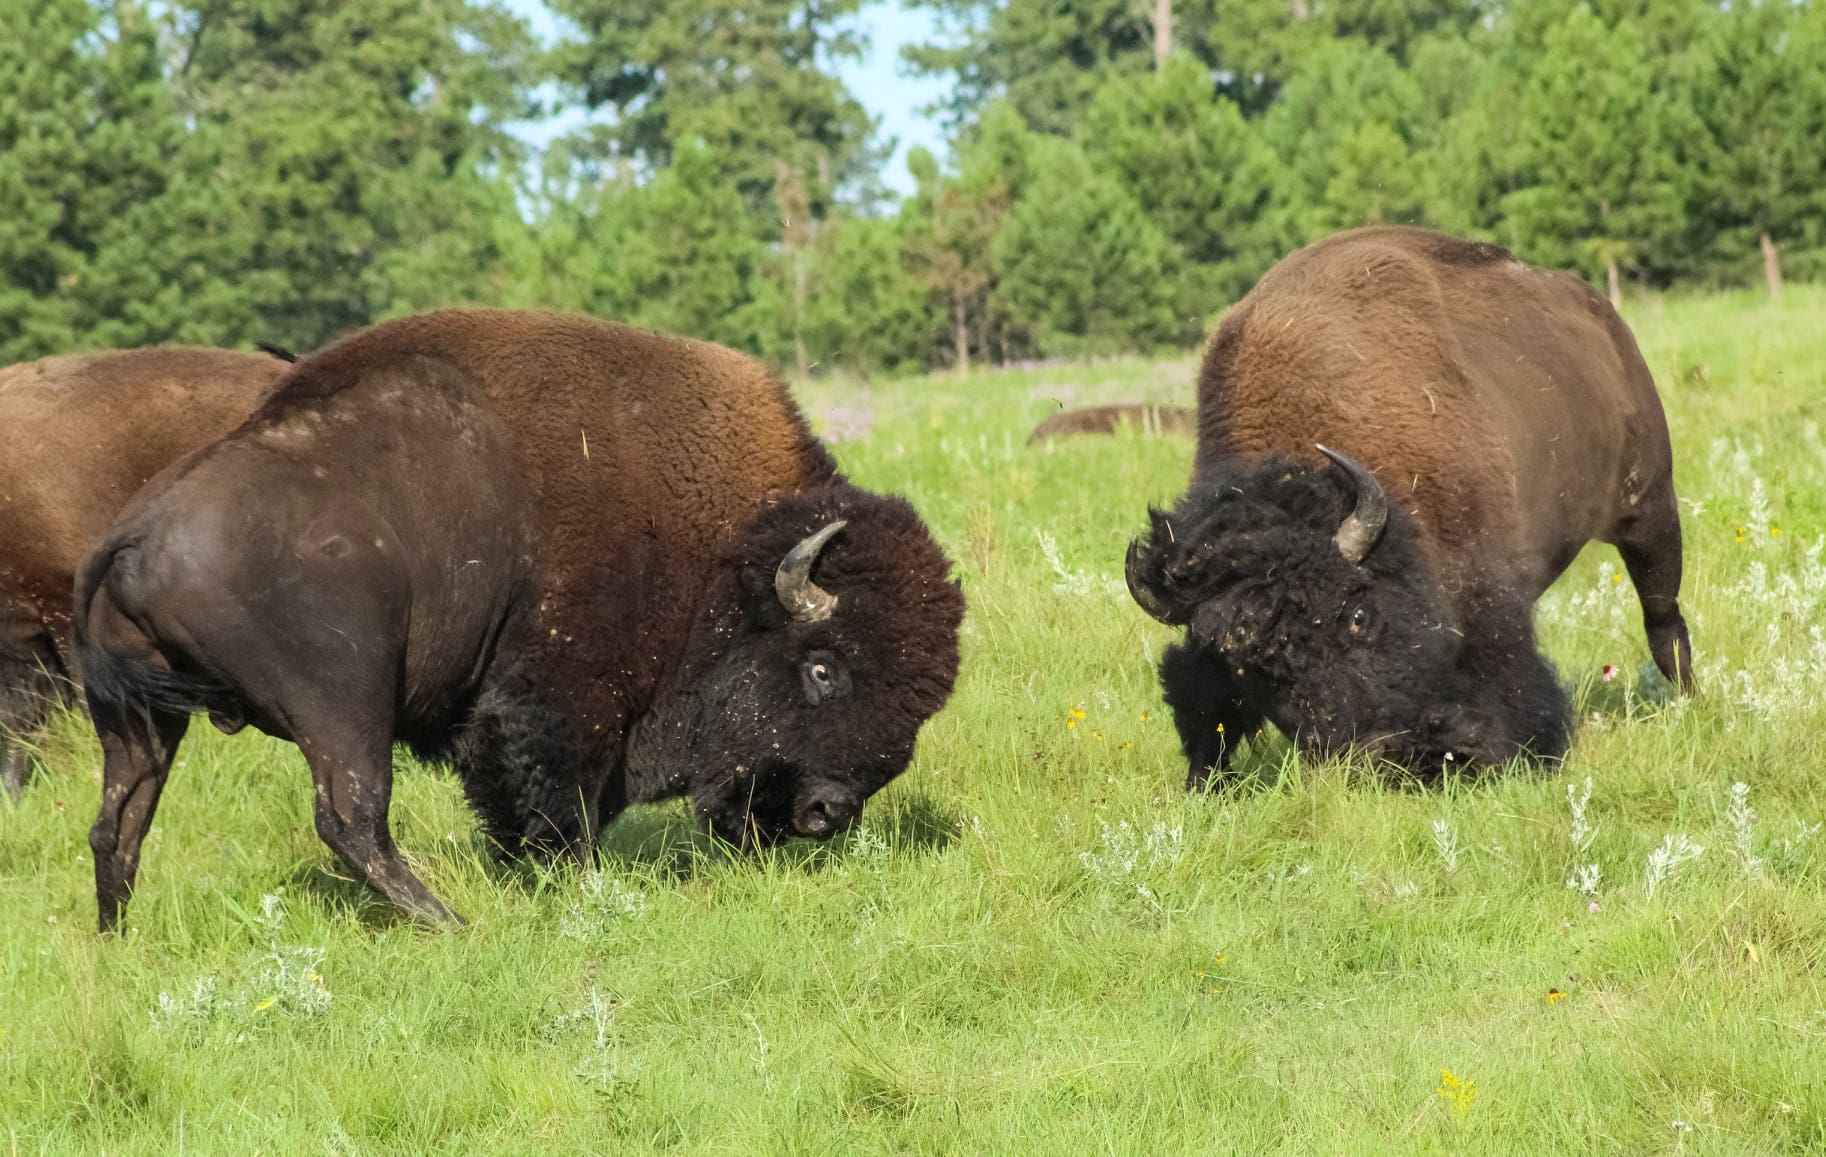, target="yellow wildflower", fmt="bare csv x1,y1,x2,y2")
1436,1069,1479,1123
254,998,276,1012
1547,988,1565,1005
